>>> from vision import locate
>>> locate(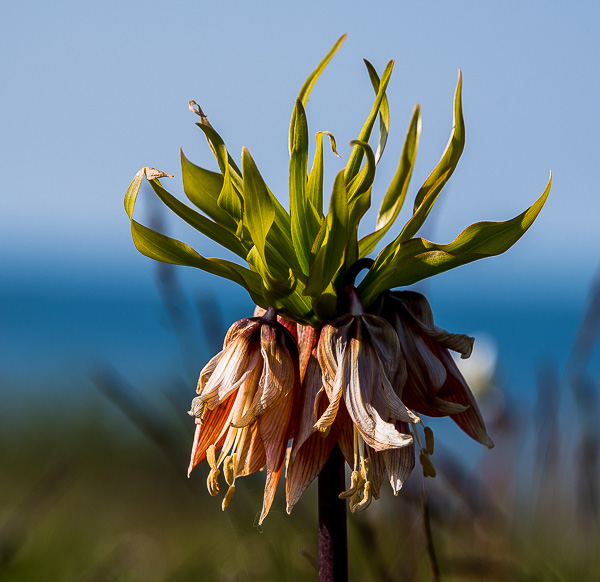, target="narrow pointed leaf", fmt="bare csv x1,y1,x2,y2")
358,174,552,306
413,70,465,212
242,147,276,268
147,178,249,258
304,170,349,296
289,99,319,274
124,169,264,304
346,140,375,267
289,34,347,153
345,59,394,184
307,131,339,219
364,60,390,164
180,151,237,230
359,105,421,257
196,121,293,241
